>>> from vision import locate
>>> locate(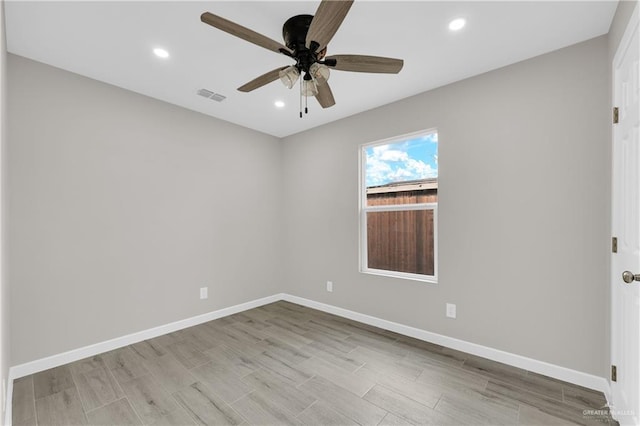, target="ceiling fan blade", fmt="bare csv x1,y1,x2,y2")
238,66,288,92
305,0,354,52
201,12,292,56
326,55,404,73
315,81,336,108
